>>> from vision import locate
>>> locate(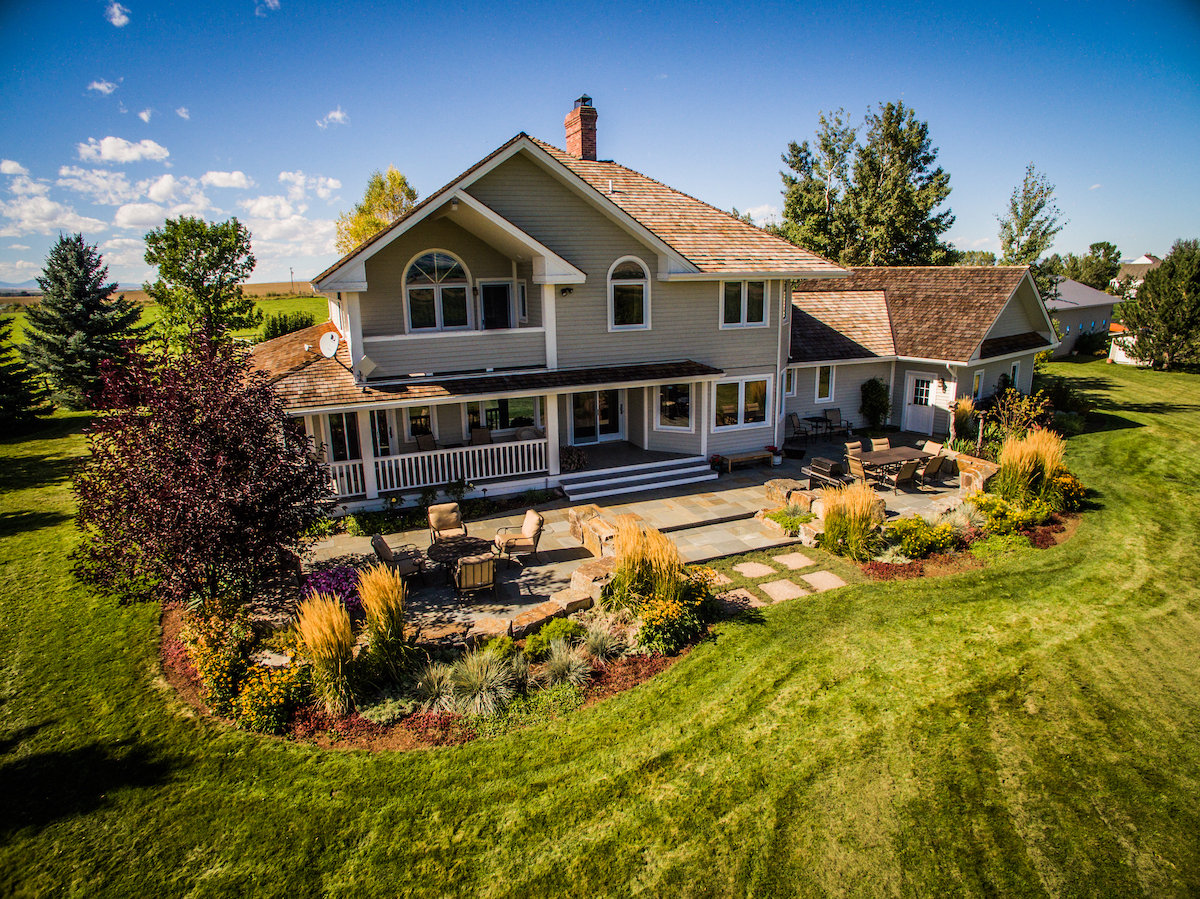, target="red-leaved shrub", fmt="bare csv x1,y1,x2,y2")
290,705,380,740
